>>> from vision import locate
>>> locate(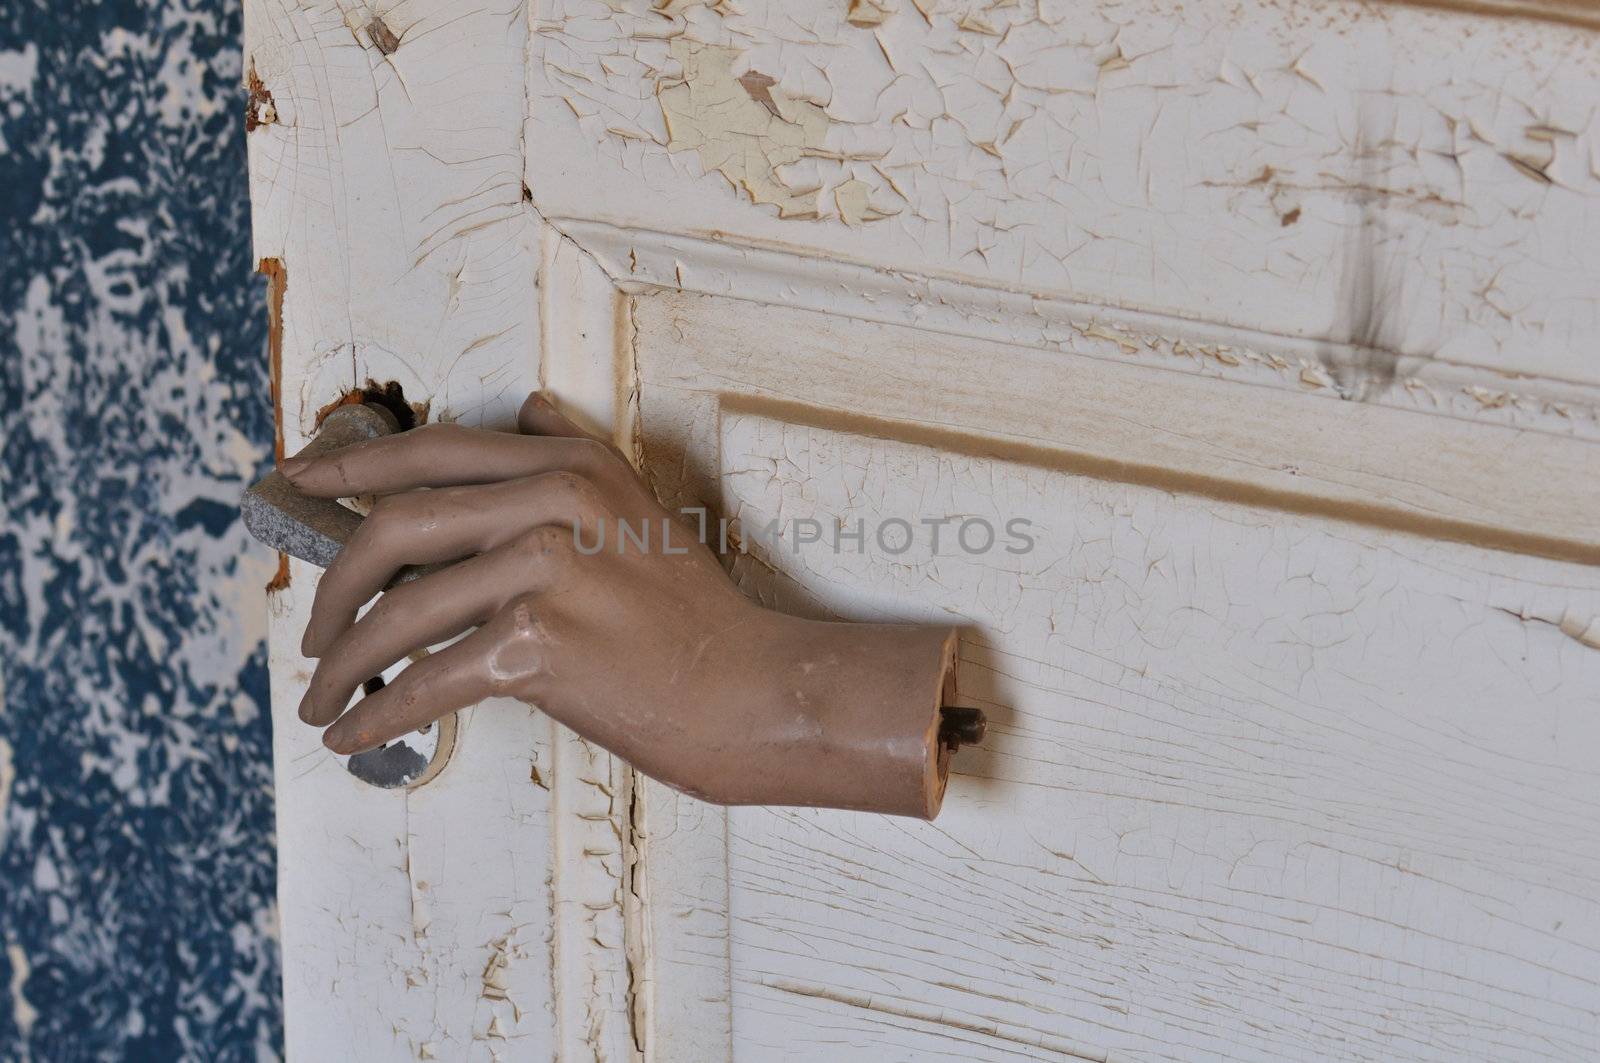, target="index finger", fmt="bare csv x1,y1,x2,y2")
280,421,611,498
517,392,630,462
